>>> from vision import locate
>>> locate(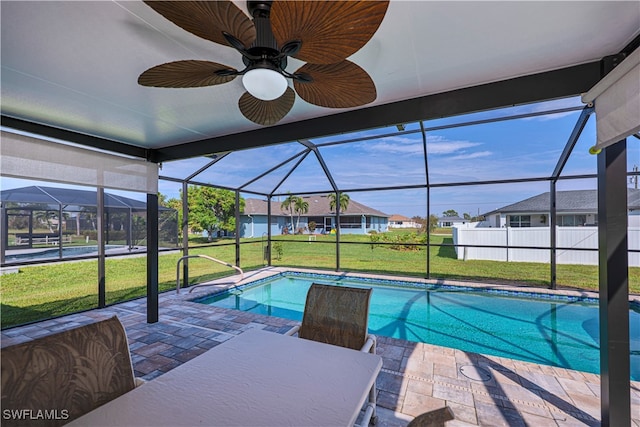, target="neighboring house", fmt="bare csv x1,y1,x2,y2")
437,216,467,228
239,195,389,237
481,189,640,228
388,214,419,228
454,188,640,266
